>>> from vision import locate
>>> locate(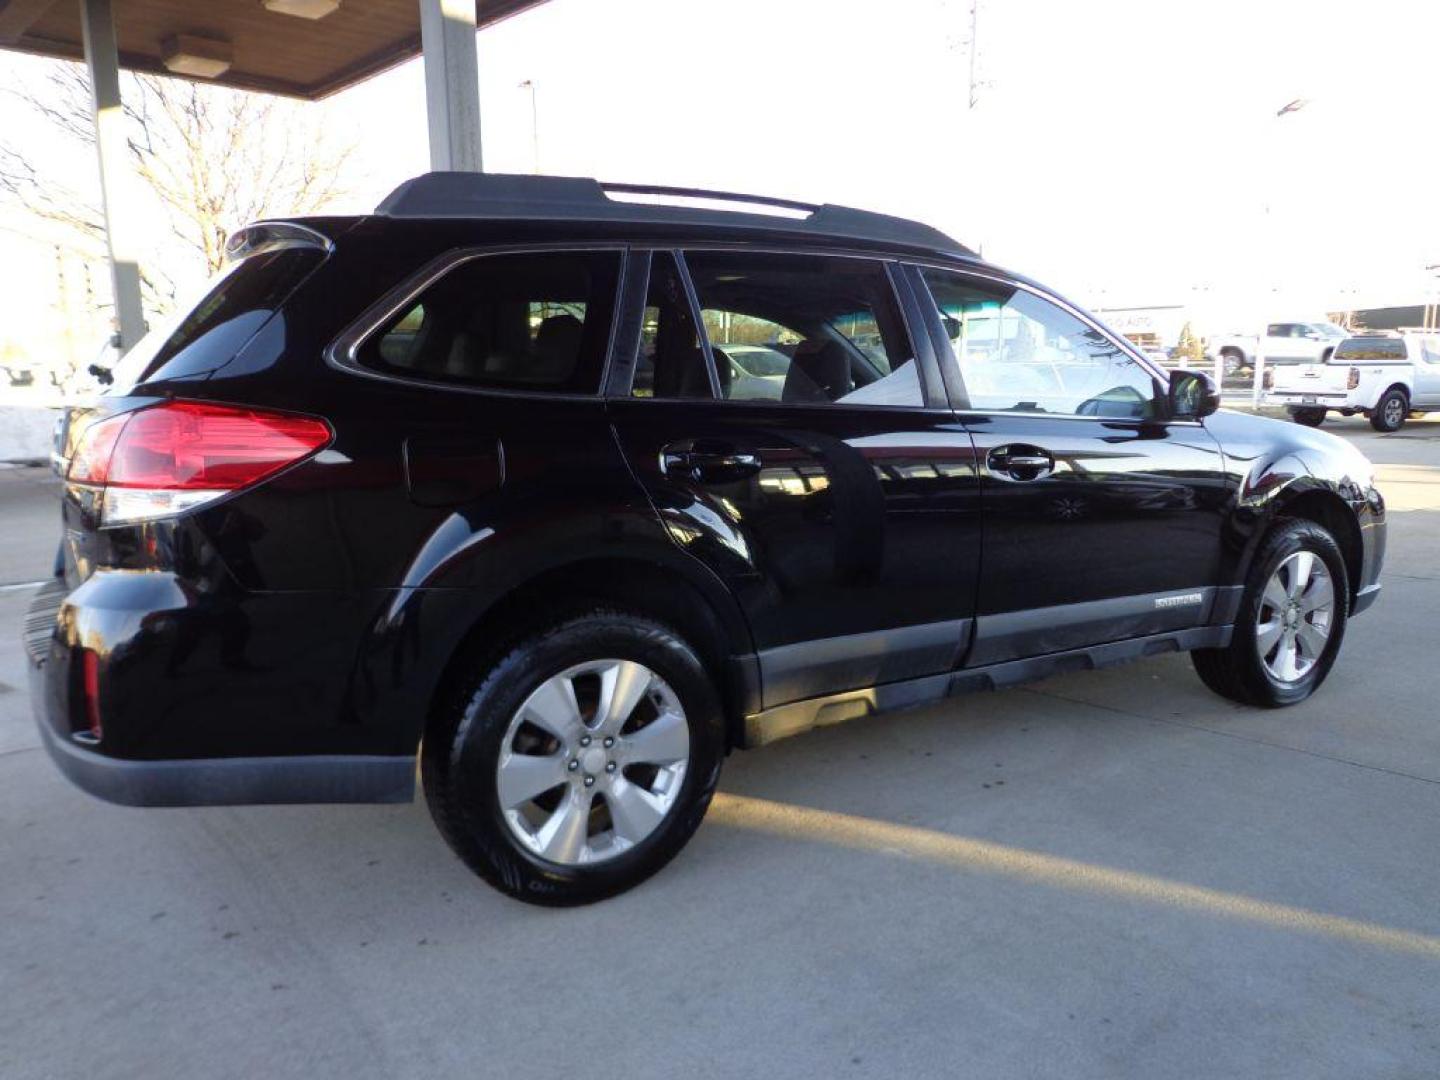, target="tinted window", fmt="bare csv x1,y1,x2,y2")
921,268,1161,418
108,249,324,392
633,252,711,399
360,252,620,393
1334,337,1406,361
684,252,921,407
